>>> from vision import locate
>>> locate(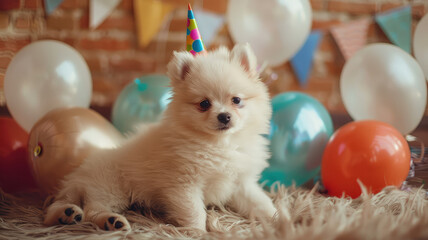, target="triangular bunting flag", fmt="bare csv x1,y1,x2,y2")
44,0,64,15
134,0,174,48
290,31,322,87
330,18,370,60
90,0,121,29
193,9,224,48
375,6,412,53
